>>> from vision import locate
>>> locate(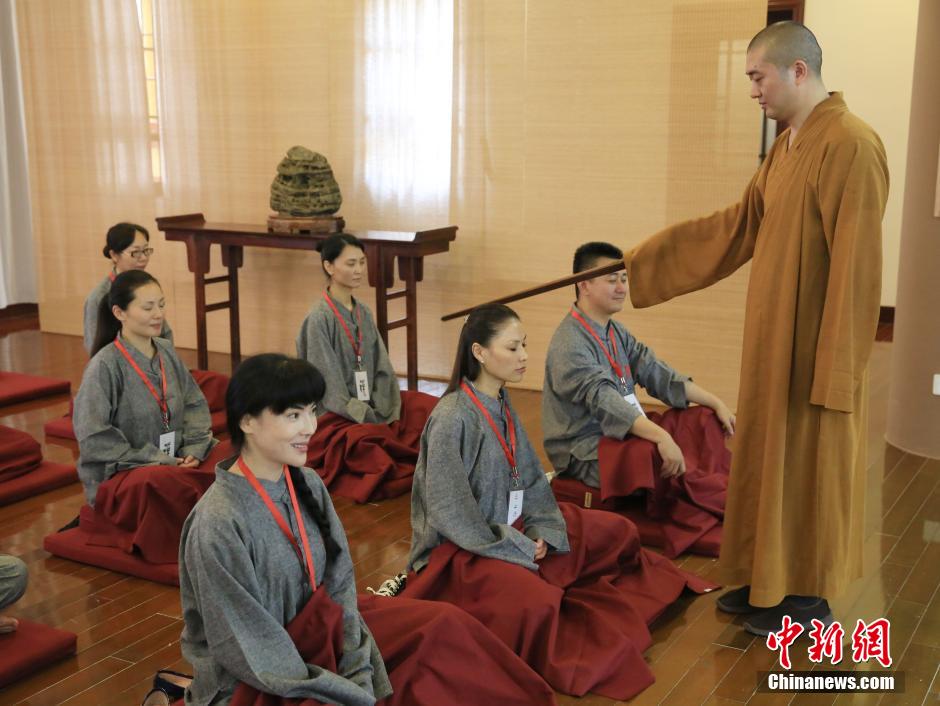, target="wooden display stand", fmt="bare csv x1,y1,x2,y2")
266,214,345,234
